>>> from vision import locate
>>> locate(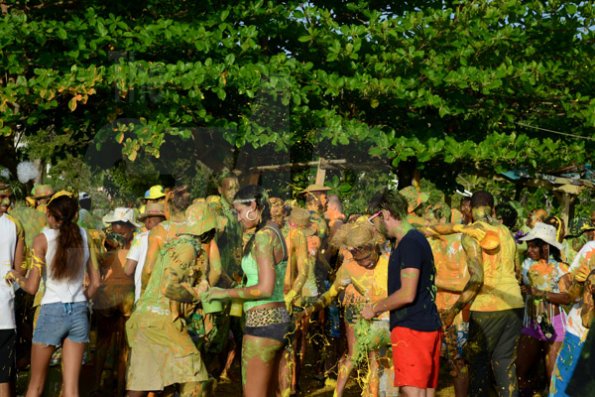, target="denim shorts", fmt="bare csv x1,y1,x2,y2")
32,302,90,346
